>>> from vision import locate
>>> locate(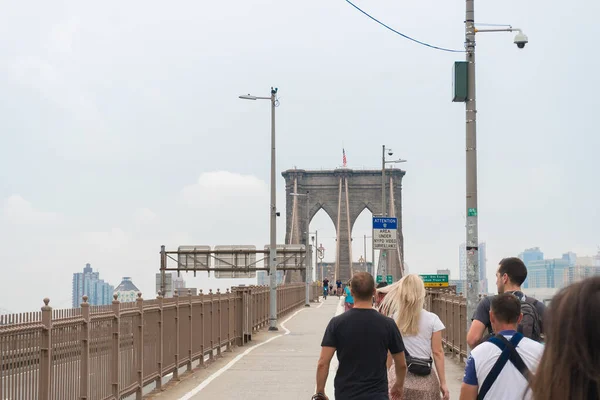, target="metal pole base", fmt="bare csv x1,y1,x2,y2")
304,304,311,307
268,326,279,331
